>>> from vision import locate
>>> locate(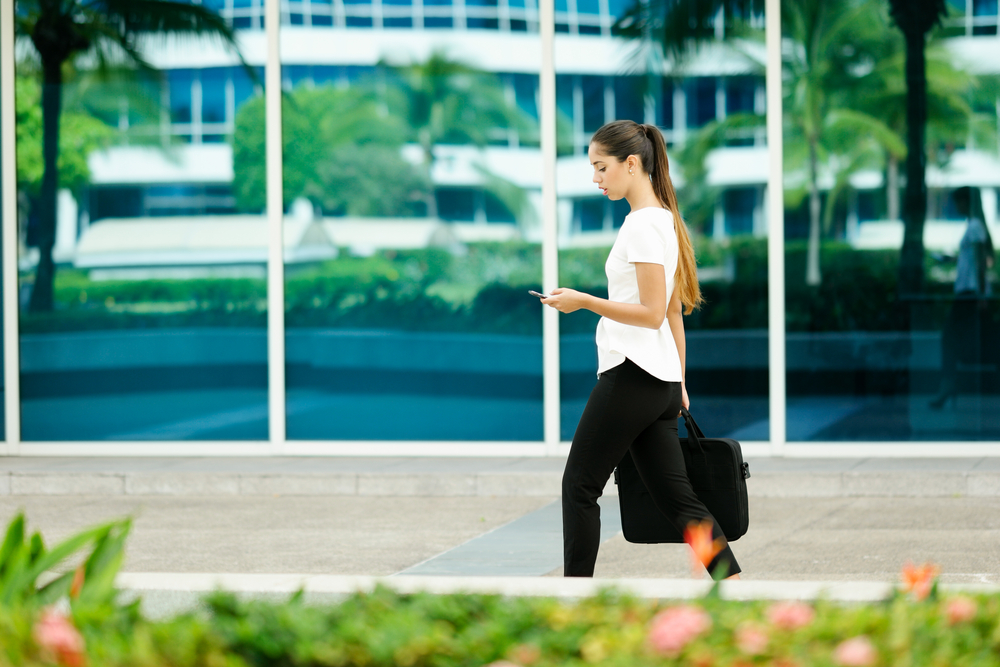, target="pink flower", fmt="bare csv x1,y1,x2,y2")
767,601,815,630
734,623,769,655
833,636,877,667
647,605,712,656
945,597,978,626
33,608,86,667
